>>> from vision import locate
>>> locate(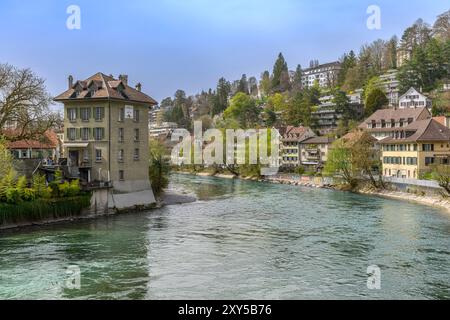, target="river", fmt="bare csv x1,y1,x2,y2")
0,174,449,299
